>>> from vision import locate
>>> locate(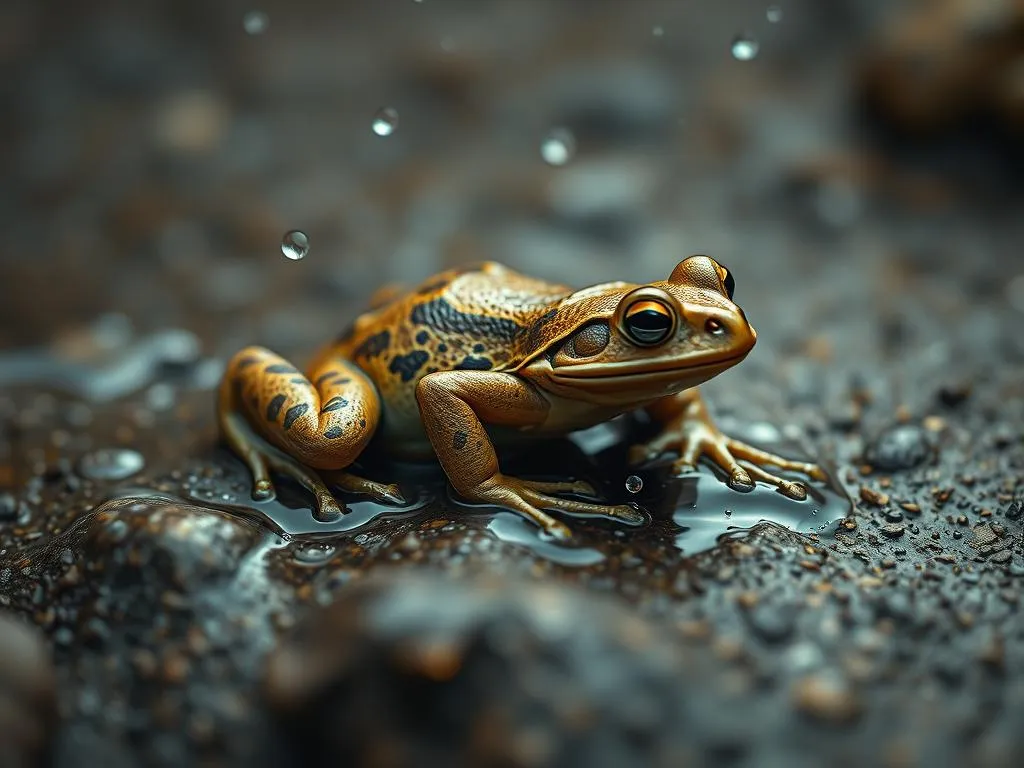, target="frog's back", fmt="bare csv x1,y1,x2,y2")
325,263,569,438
